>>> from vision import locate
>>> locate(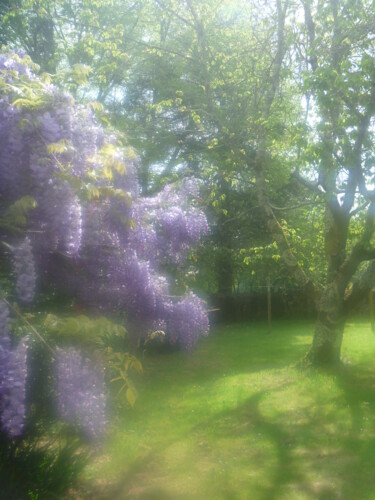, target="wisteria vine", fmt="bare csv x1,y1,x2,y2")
0,51,209,439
